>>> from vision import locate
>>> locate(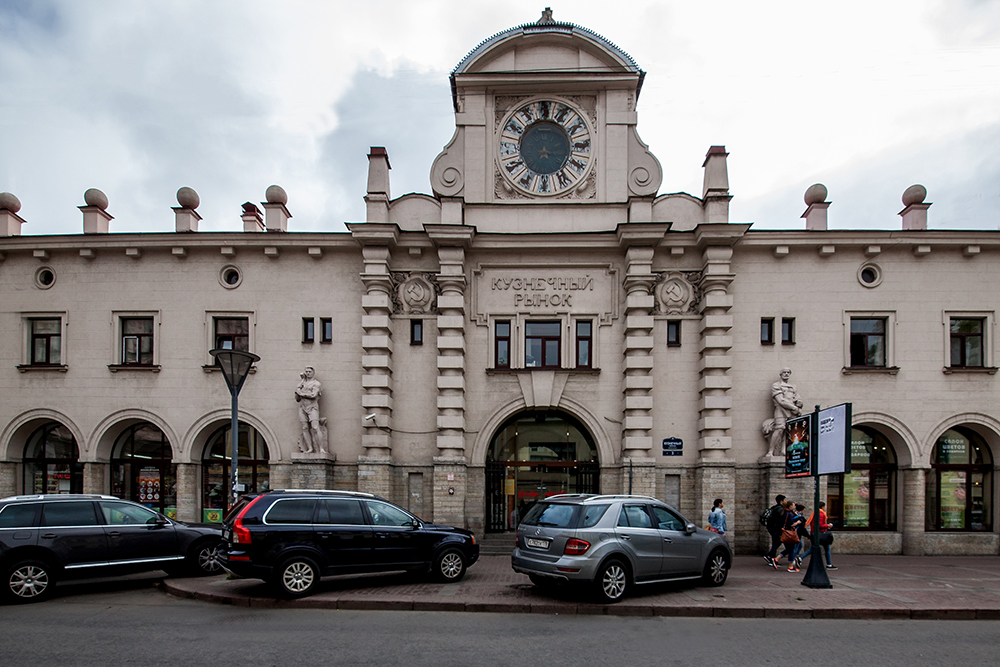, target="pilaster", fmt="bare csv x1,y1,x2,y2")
621,245,656,459
694,461,735,538
433,457,467,527
0,462,17,497
83,462,106,495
